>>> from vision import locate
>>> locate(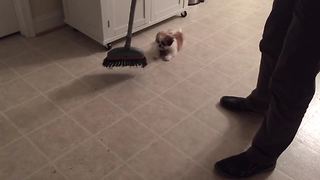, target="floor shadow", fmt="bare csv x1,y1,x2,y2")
199,101,264,178
81,73,135,91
